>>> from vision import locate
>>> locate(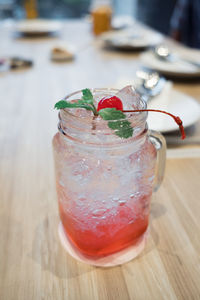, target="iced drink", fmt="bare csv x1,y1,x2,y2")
53,87,162,266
